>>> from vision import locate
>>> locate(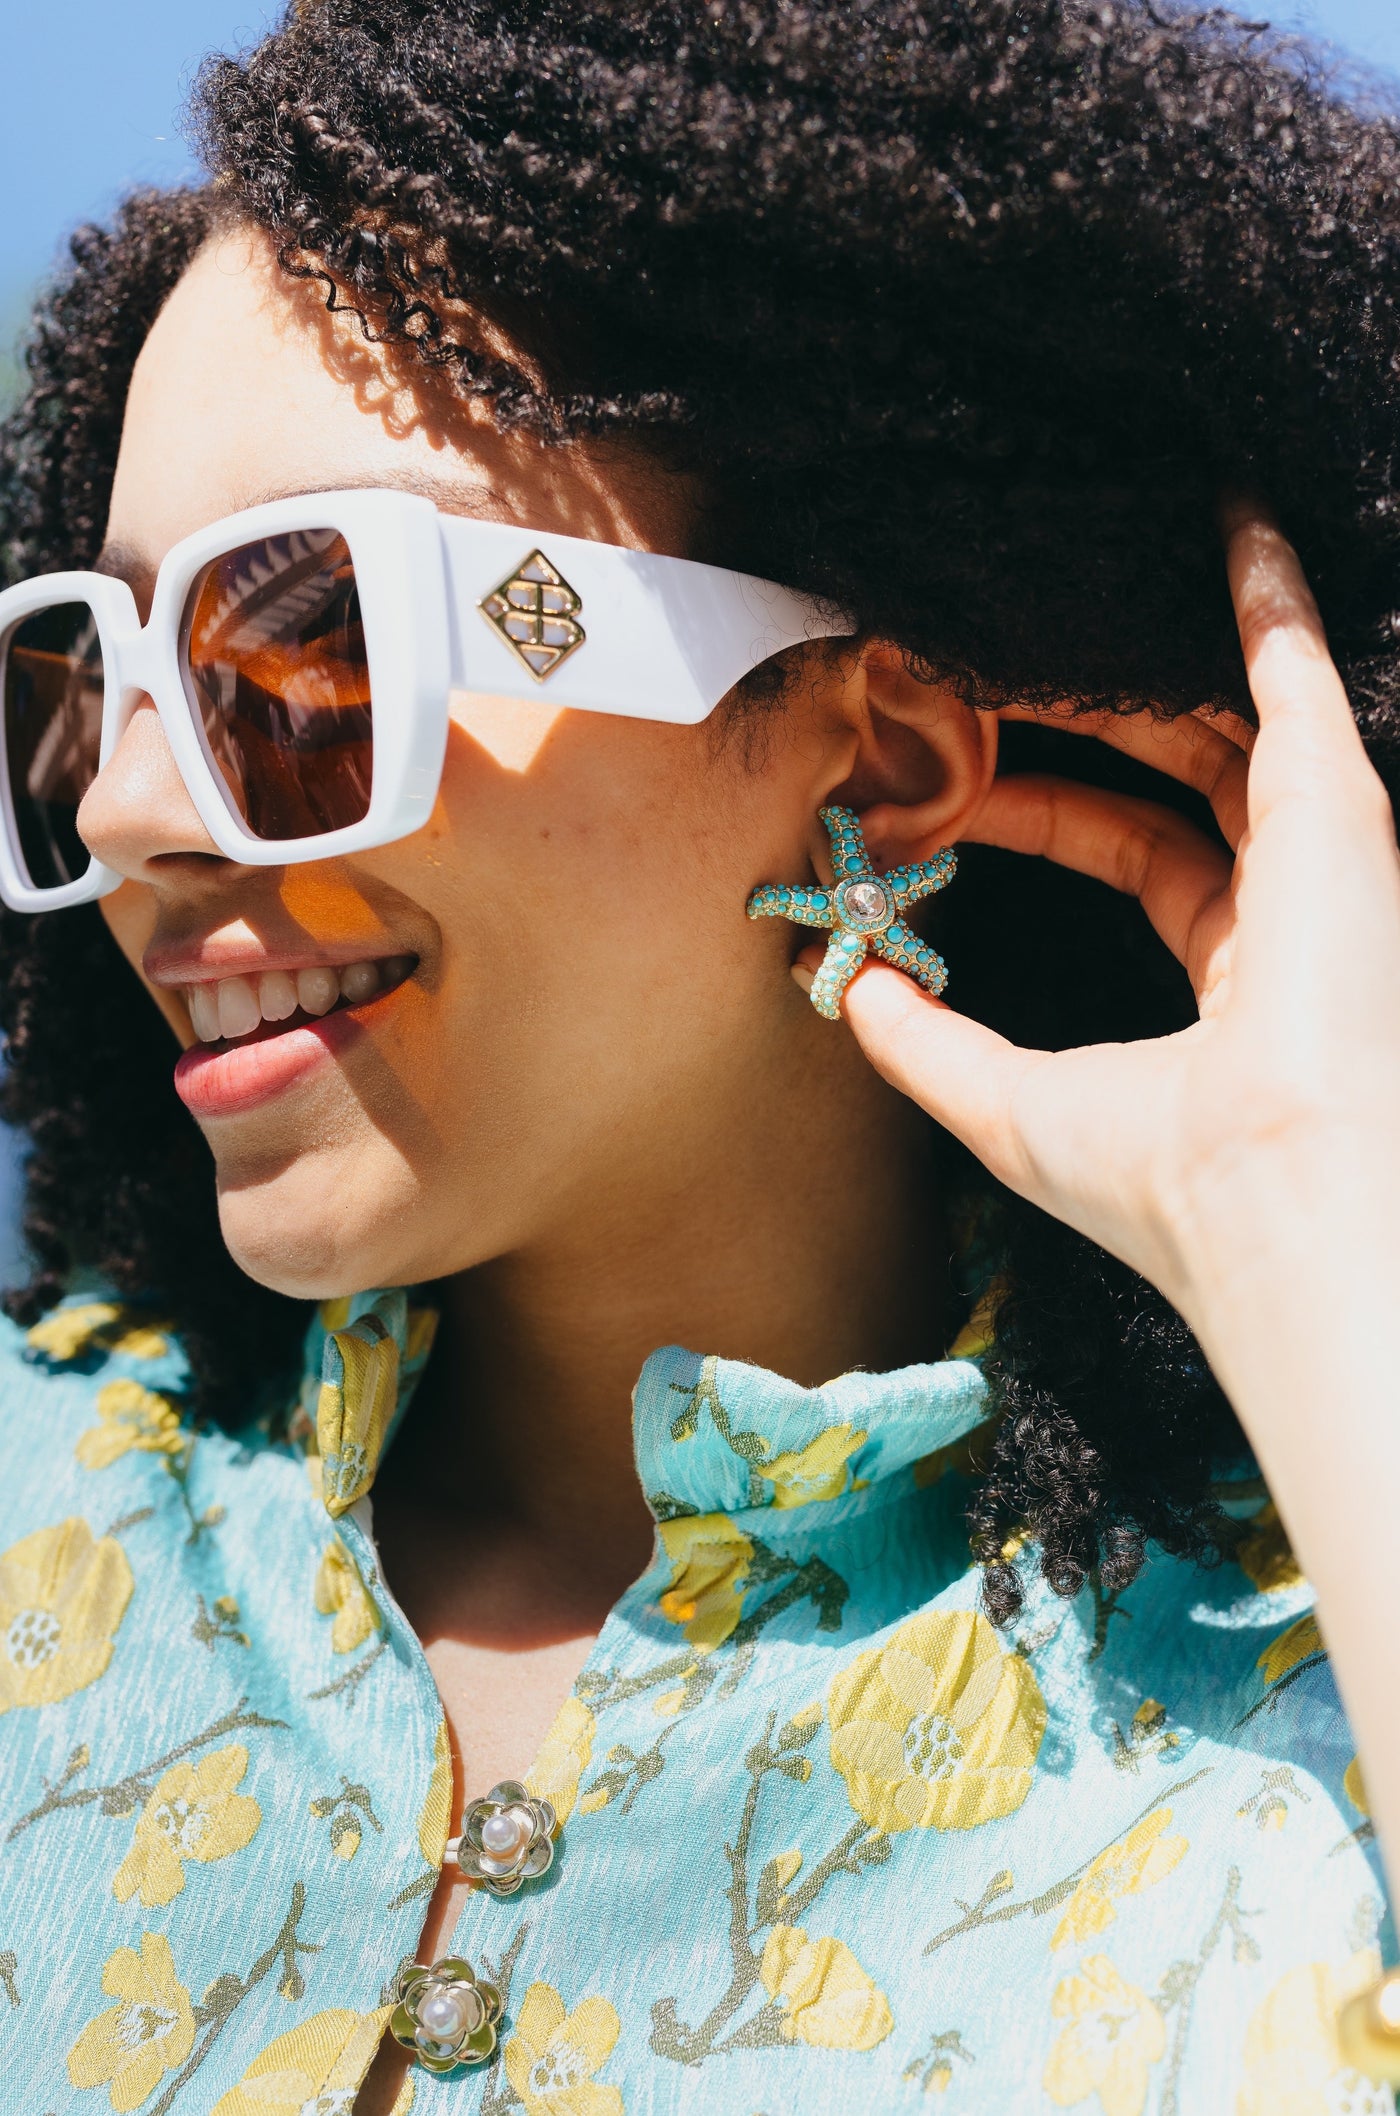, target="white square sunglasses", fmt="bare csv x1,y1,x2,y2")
0,486,851,911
